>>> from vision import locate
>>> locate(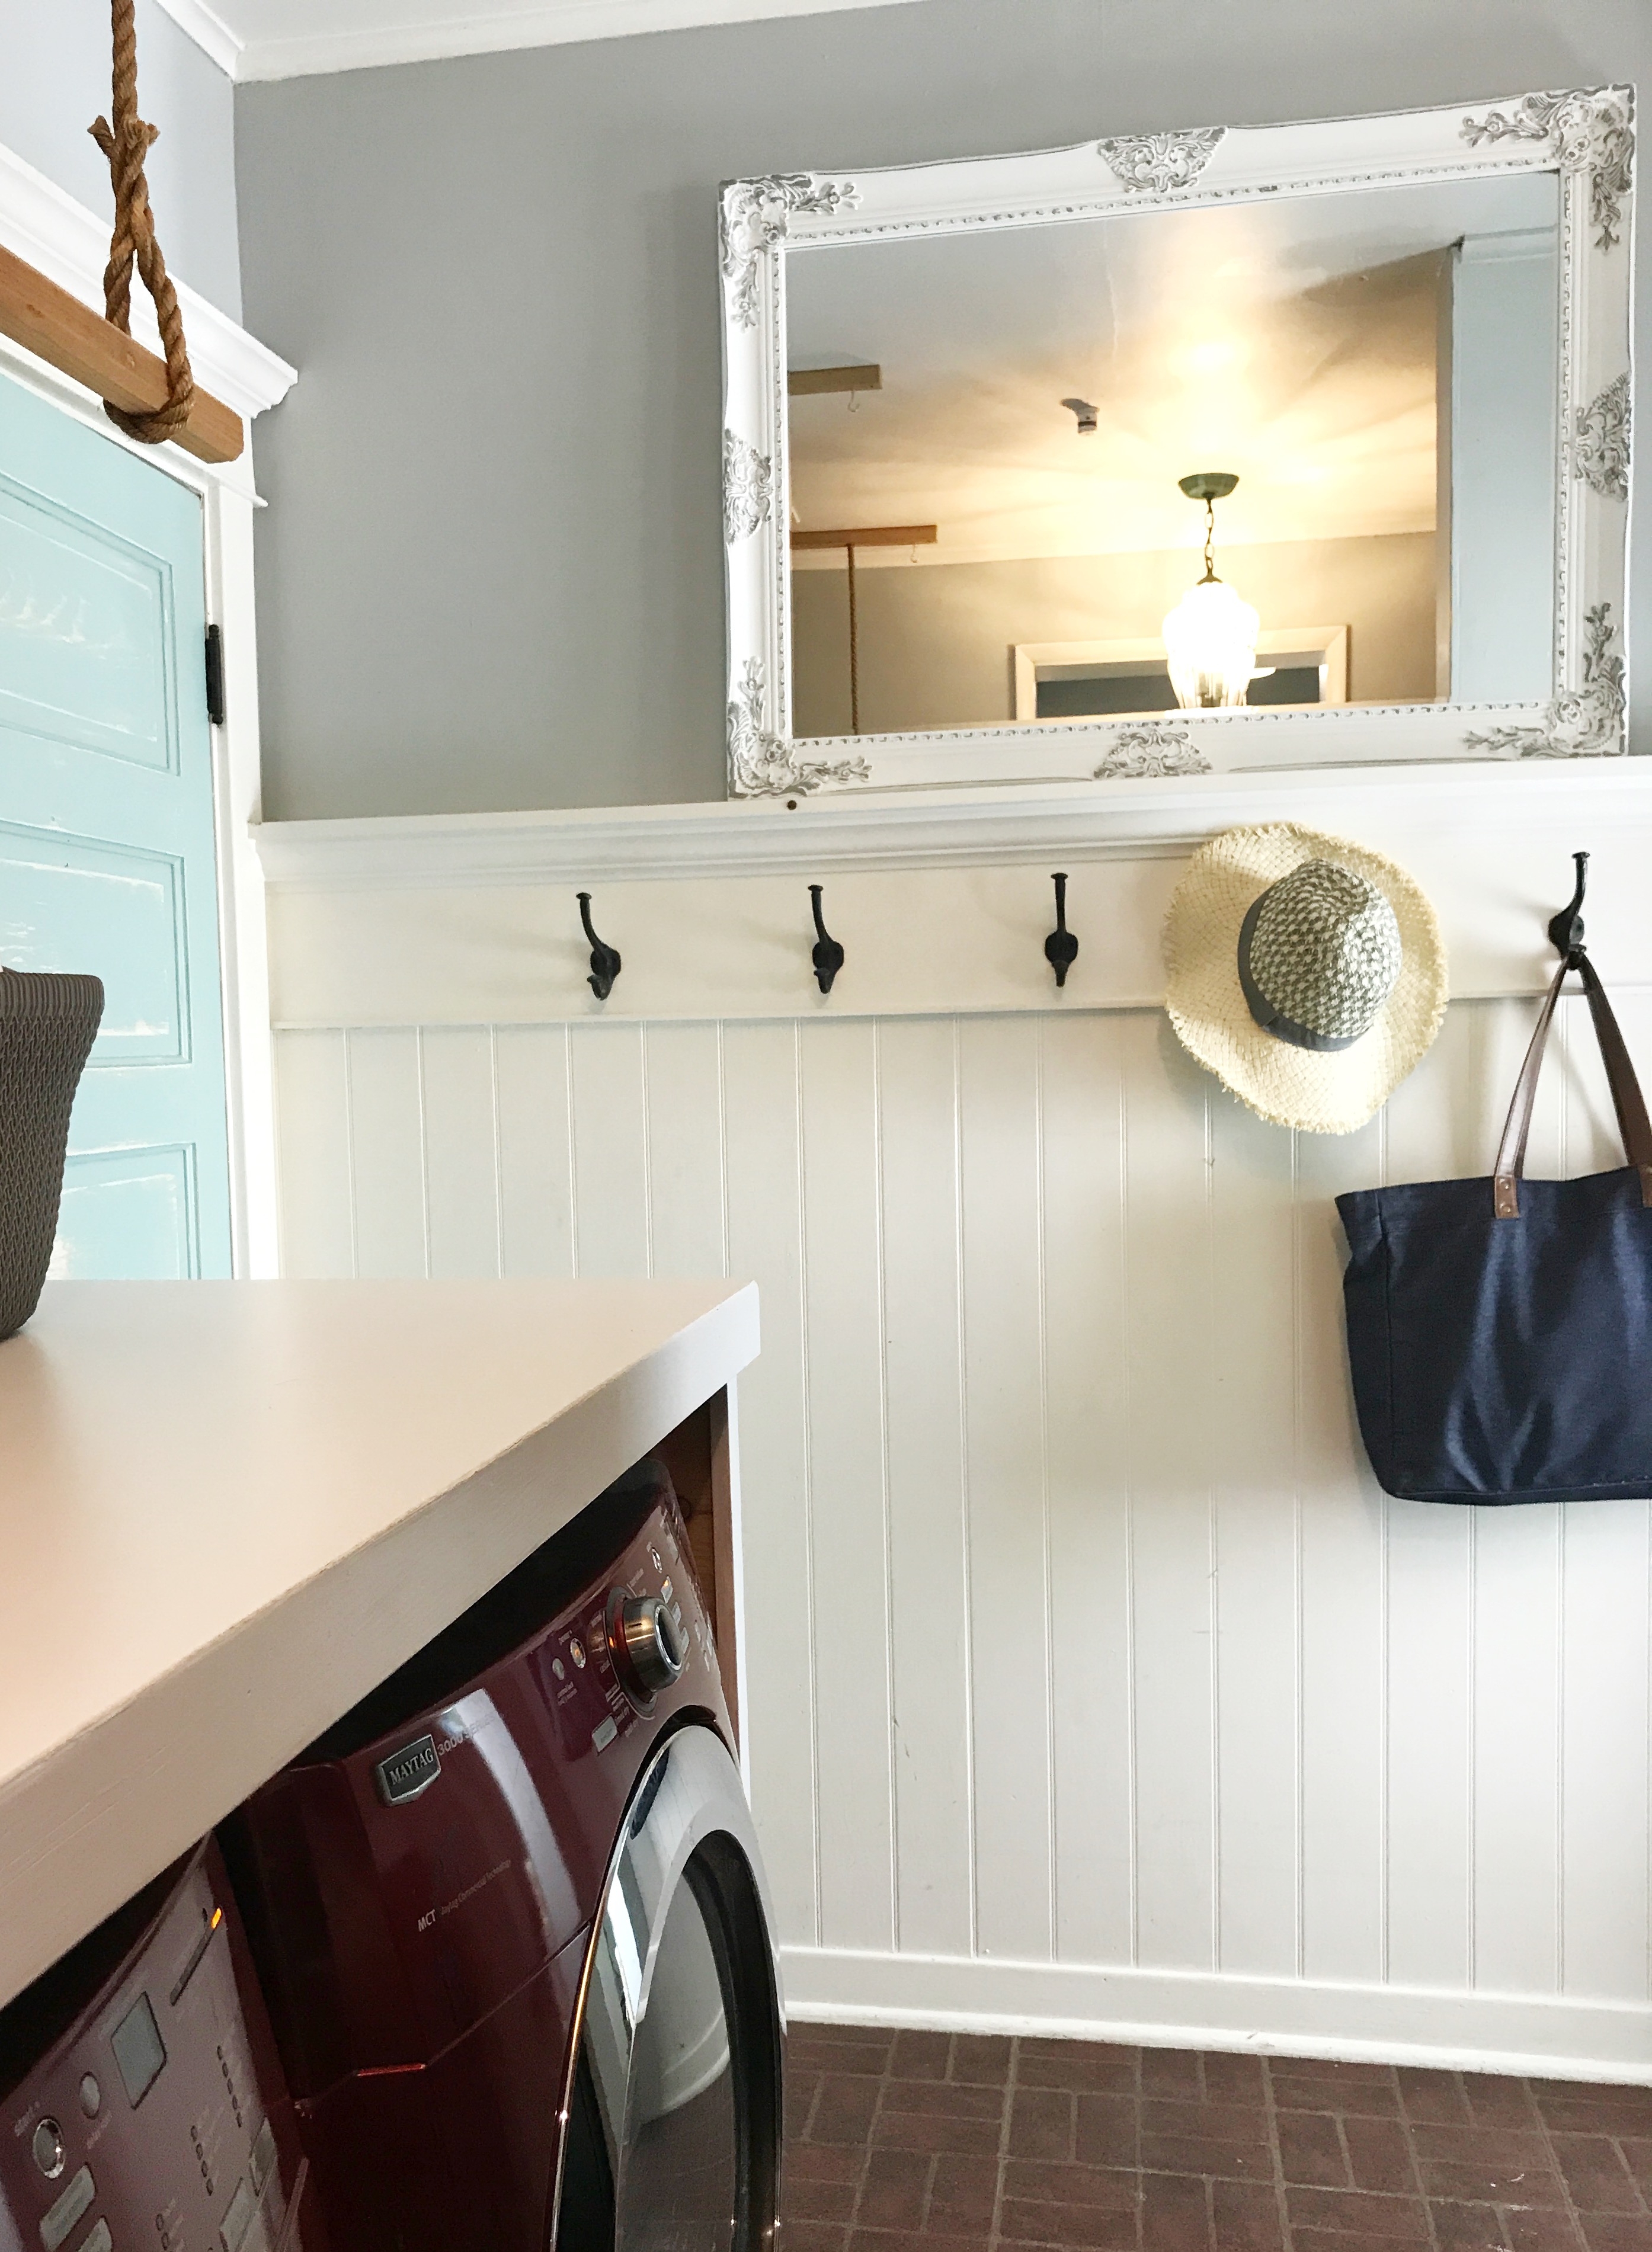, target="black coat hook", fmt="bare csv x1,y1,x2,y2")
1547,850,1589,965
577,891,622,1000
809,884,844,994
1045,872,1078,988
